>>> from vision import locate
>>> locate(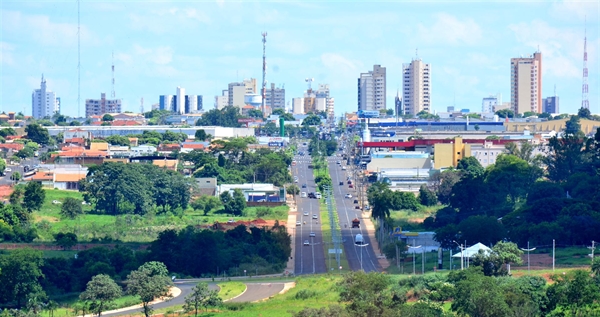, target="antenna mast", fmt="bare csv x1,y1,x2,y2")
140,97,144,114
77,0,81,117
582,16,589,109
111,51,115,98
261,32,267,115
